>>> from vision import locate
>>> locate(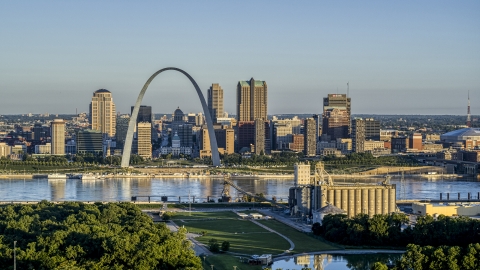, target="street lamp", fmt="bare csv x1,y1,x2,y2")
211,265,214,270
13,240,16,270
